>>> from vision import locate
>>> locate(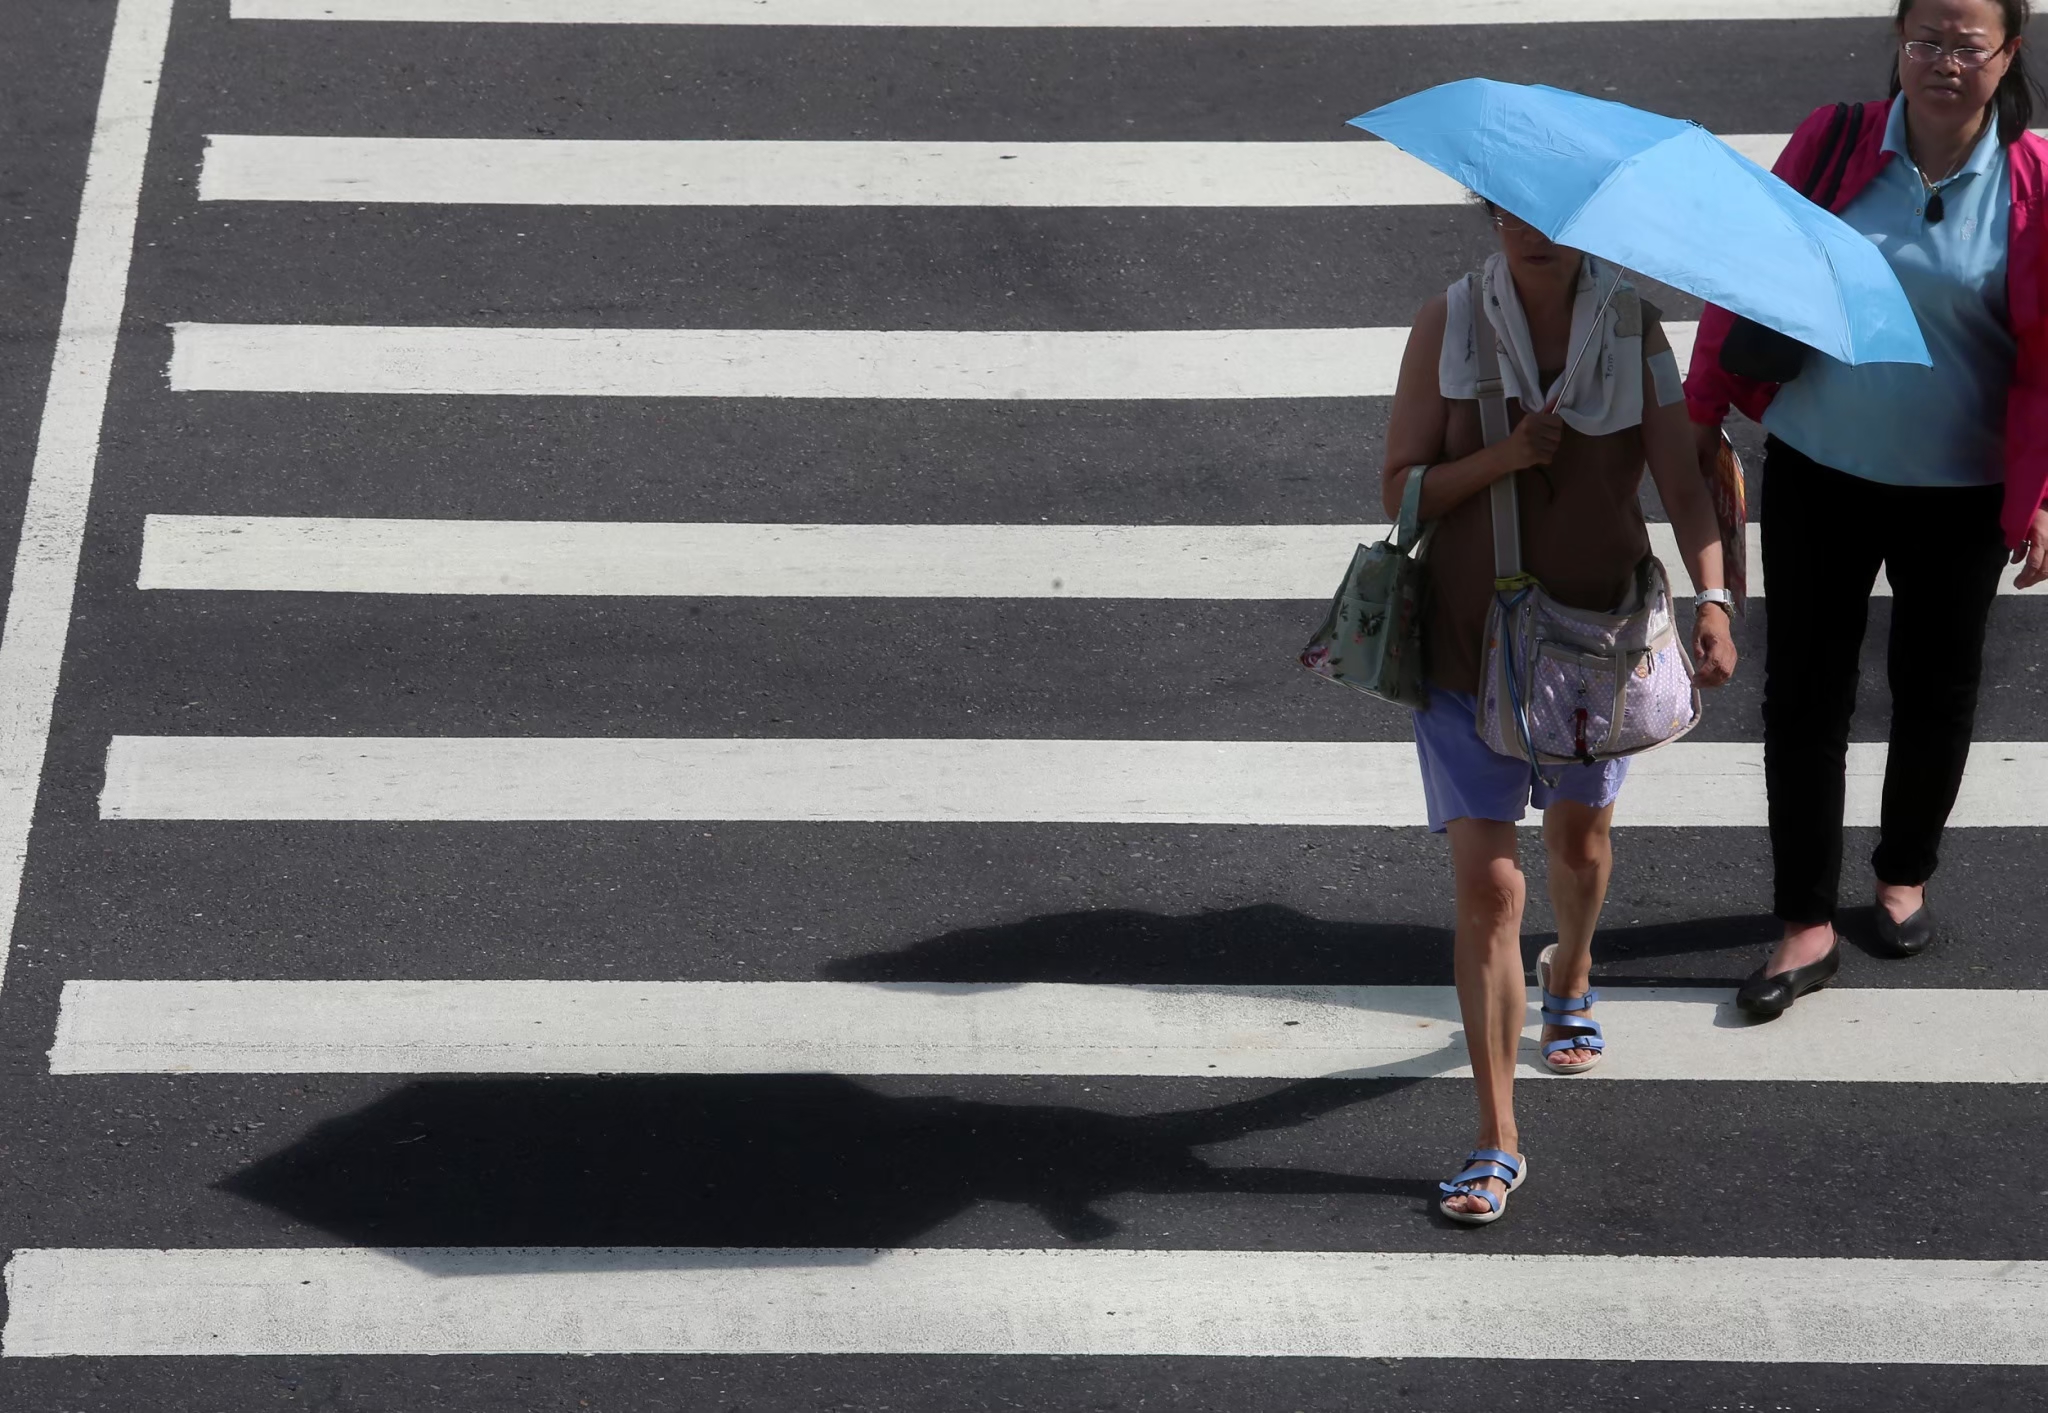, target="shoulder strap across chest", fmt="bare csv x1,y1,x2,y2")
1467,272,1523,581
